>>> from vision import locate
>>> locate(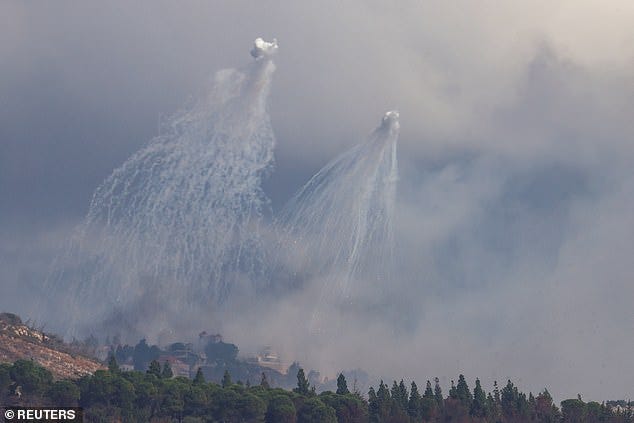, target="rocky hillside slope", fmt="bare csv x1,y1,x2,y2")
0,313,103,379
